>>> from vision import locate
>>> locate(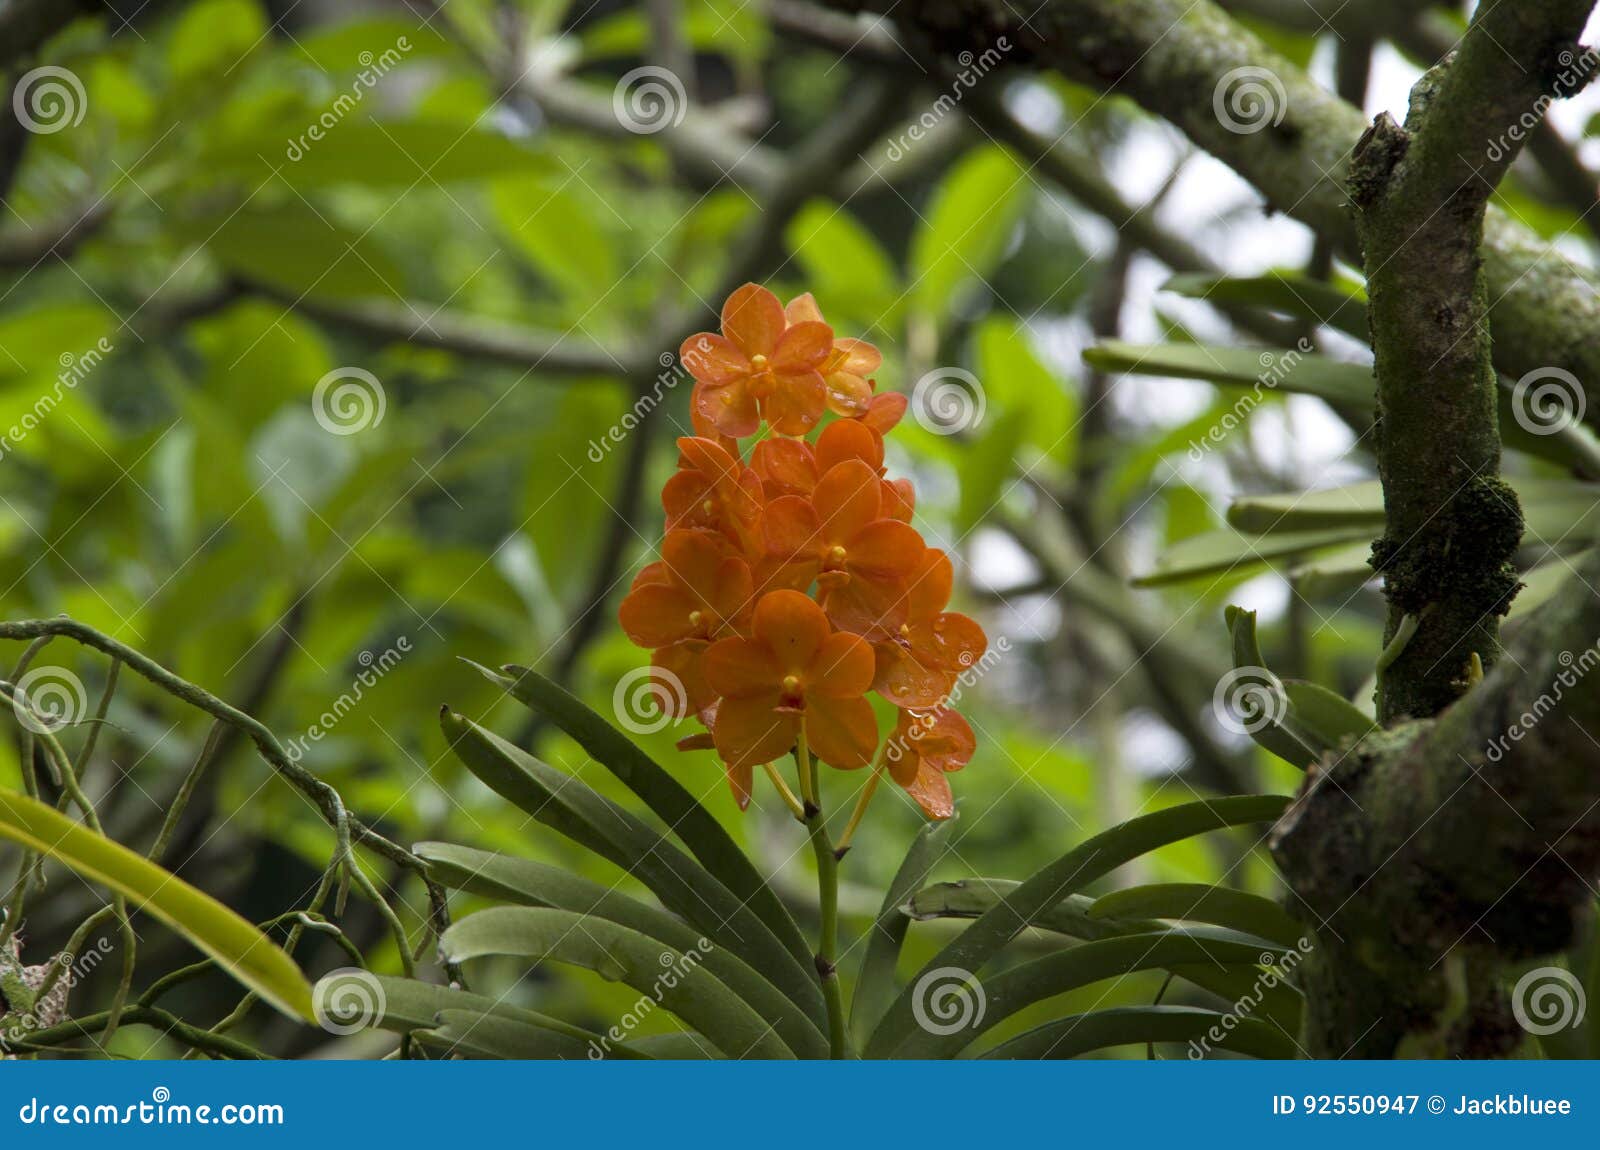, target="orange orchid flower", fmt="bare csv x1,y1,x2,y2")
703,590,878,771
751,419,907,515
885,705,976,820
858,391,908,435
786,294,882,418
683,284,833,438
873,549,988,709
763,459,924,637
662,437,764,557
620,530,754,714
